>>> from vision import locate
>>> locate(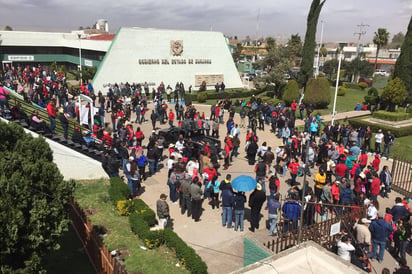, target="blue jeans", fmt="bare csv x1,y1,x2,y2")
128,179,138,196
222,206,233,228
268,214,278,235
148,159,155,175
49,116,56,133
371,239,386,261
234,209,244,231
168,182,177,202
